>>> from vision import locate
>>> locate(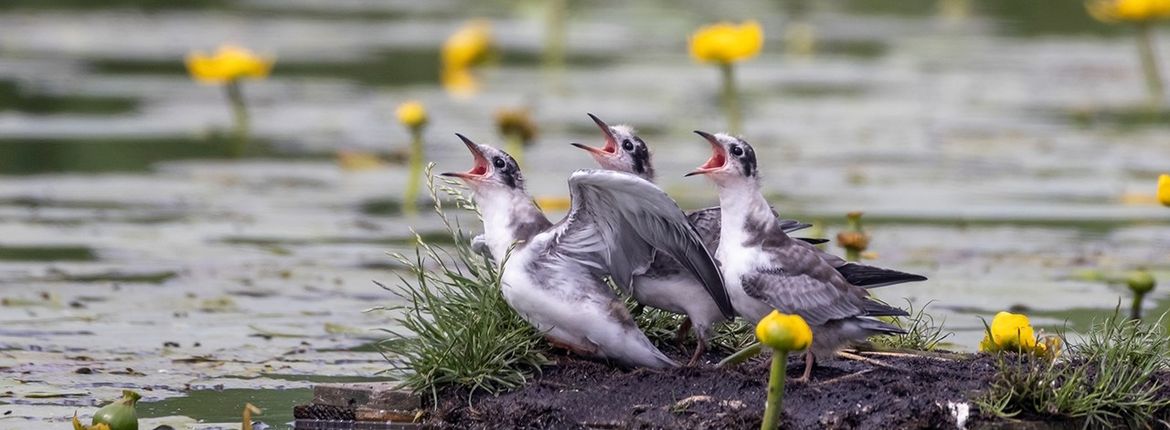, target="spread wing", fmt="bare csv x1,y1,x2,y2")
551,170,734,318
